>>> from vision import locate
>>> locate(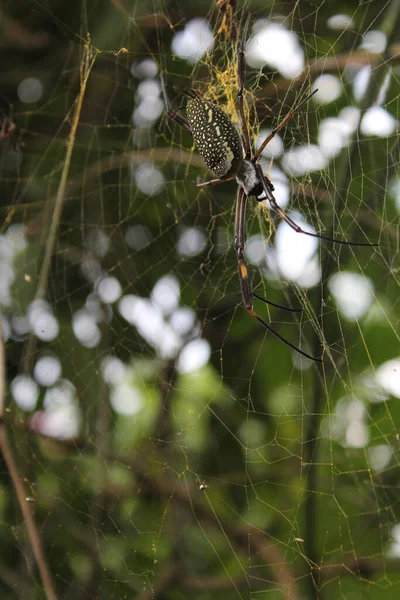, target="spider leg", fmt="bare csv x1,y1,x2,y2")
254,89,318,161
160,72,192,133
255,164,378,247
196,176,234,188
234,188,301,313
172,86,201,101
237,14,252,159
252,293,302,313
234,187,321,362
